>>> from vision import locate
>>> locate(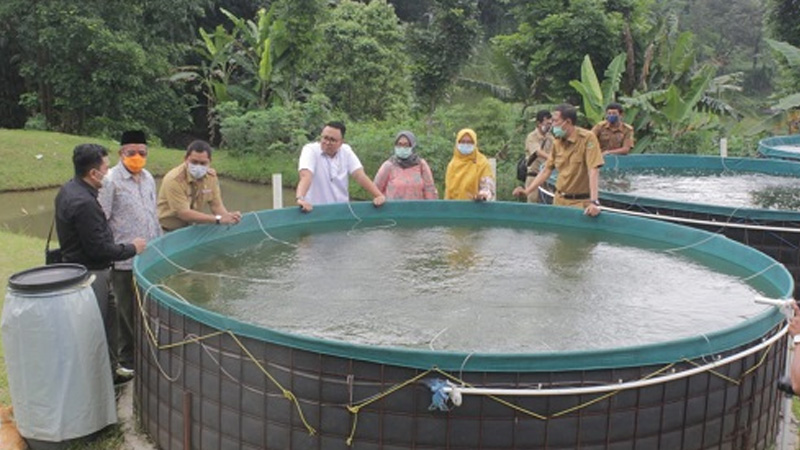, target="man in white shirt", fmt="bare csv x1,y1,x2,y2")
295,121,386,212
